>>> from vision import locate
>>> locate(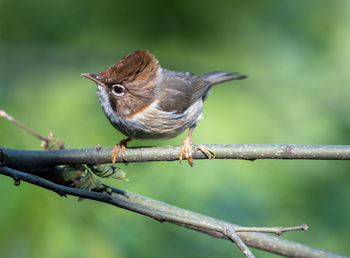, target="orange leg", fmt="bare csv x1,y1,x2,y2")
179,127,216,166
179,127,194,166
112,138,132,163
